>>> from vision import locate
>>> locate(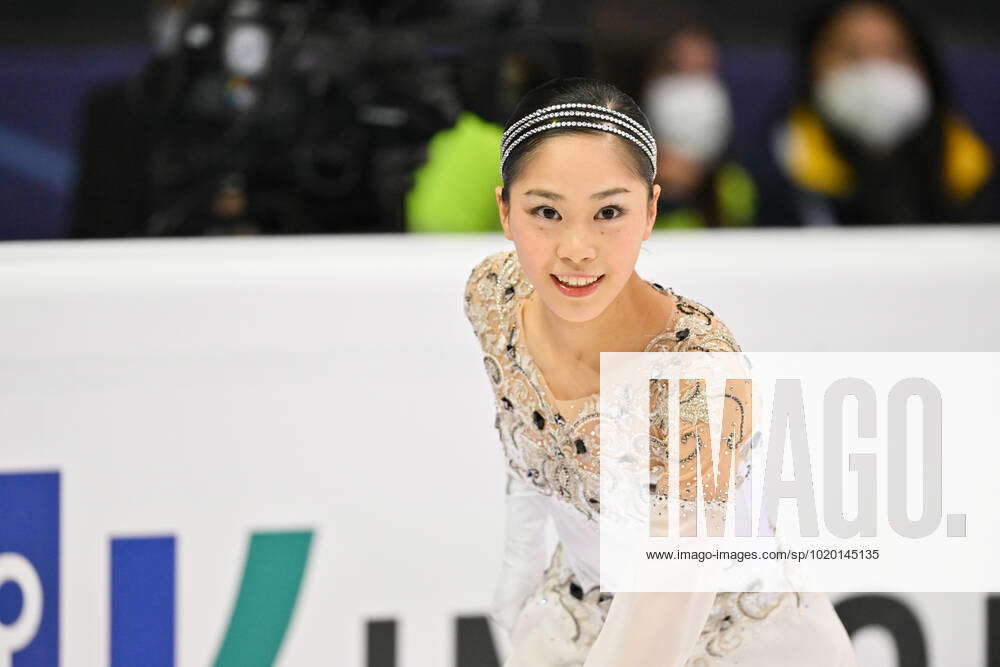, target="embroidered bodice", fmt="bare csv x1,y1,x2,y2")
463,249,749,523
